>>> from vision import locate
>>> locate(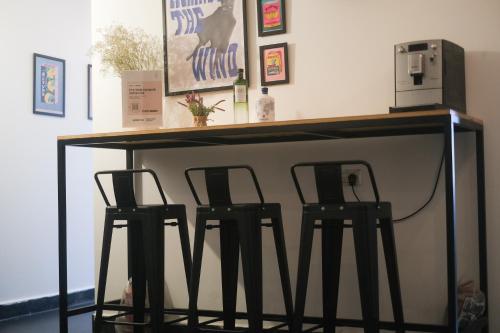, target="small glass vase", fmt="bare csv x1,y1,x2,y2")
193,115,208,127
